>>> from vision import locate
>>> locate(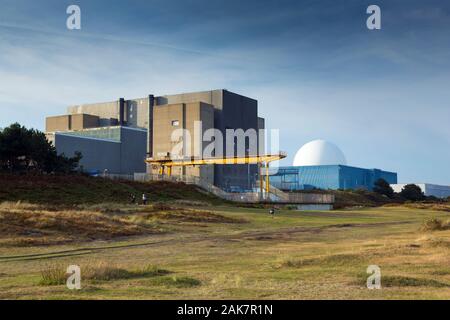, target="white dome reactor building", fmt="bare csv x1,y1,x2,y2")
270,139,397,191
293,139,347,167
